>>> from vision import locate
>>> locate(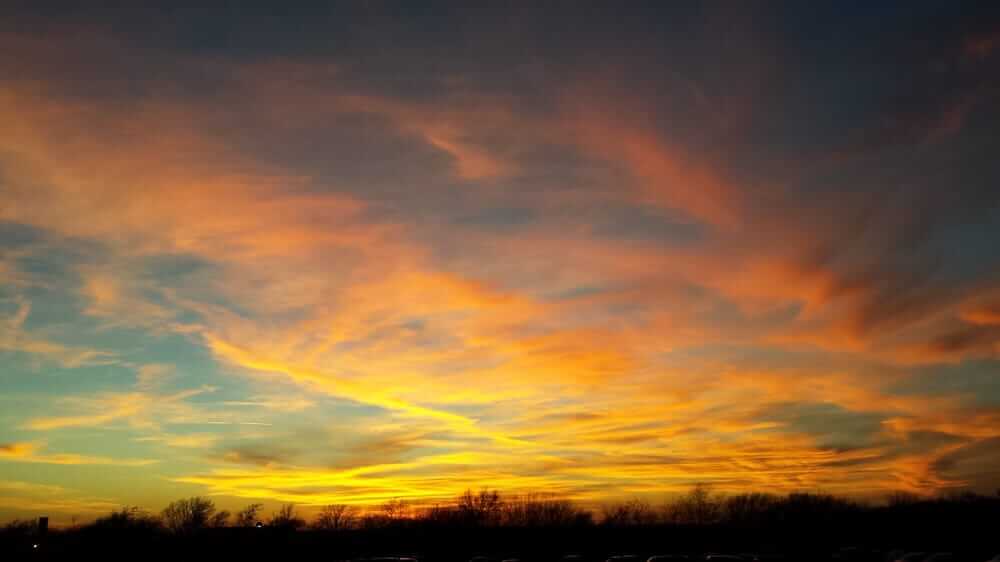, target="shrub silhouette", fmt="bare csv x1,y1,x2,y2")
2,518,38,537
8,482,1000,562
500,493,592,527
601,498,658,526
666,482,723,524
90,506,162,532
722,492,780,525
